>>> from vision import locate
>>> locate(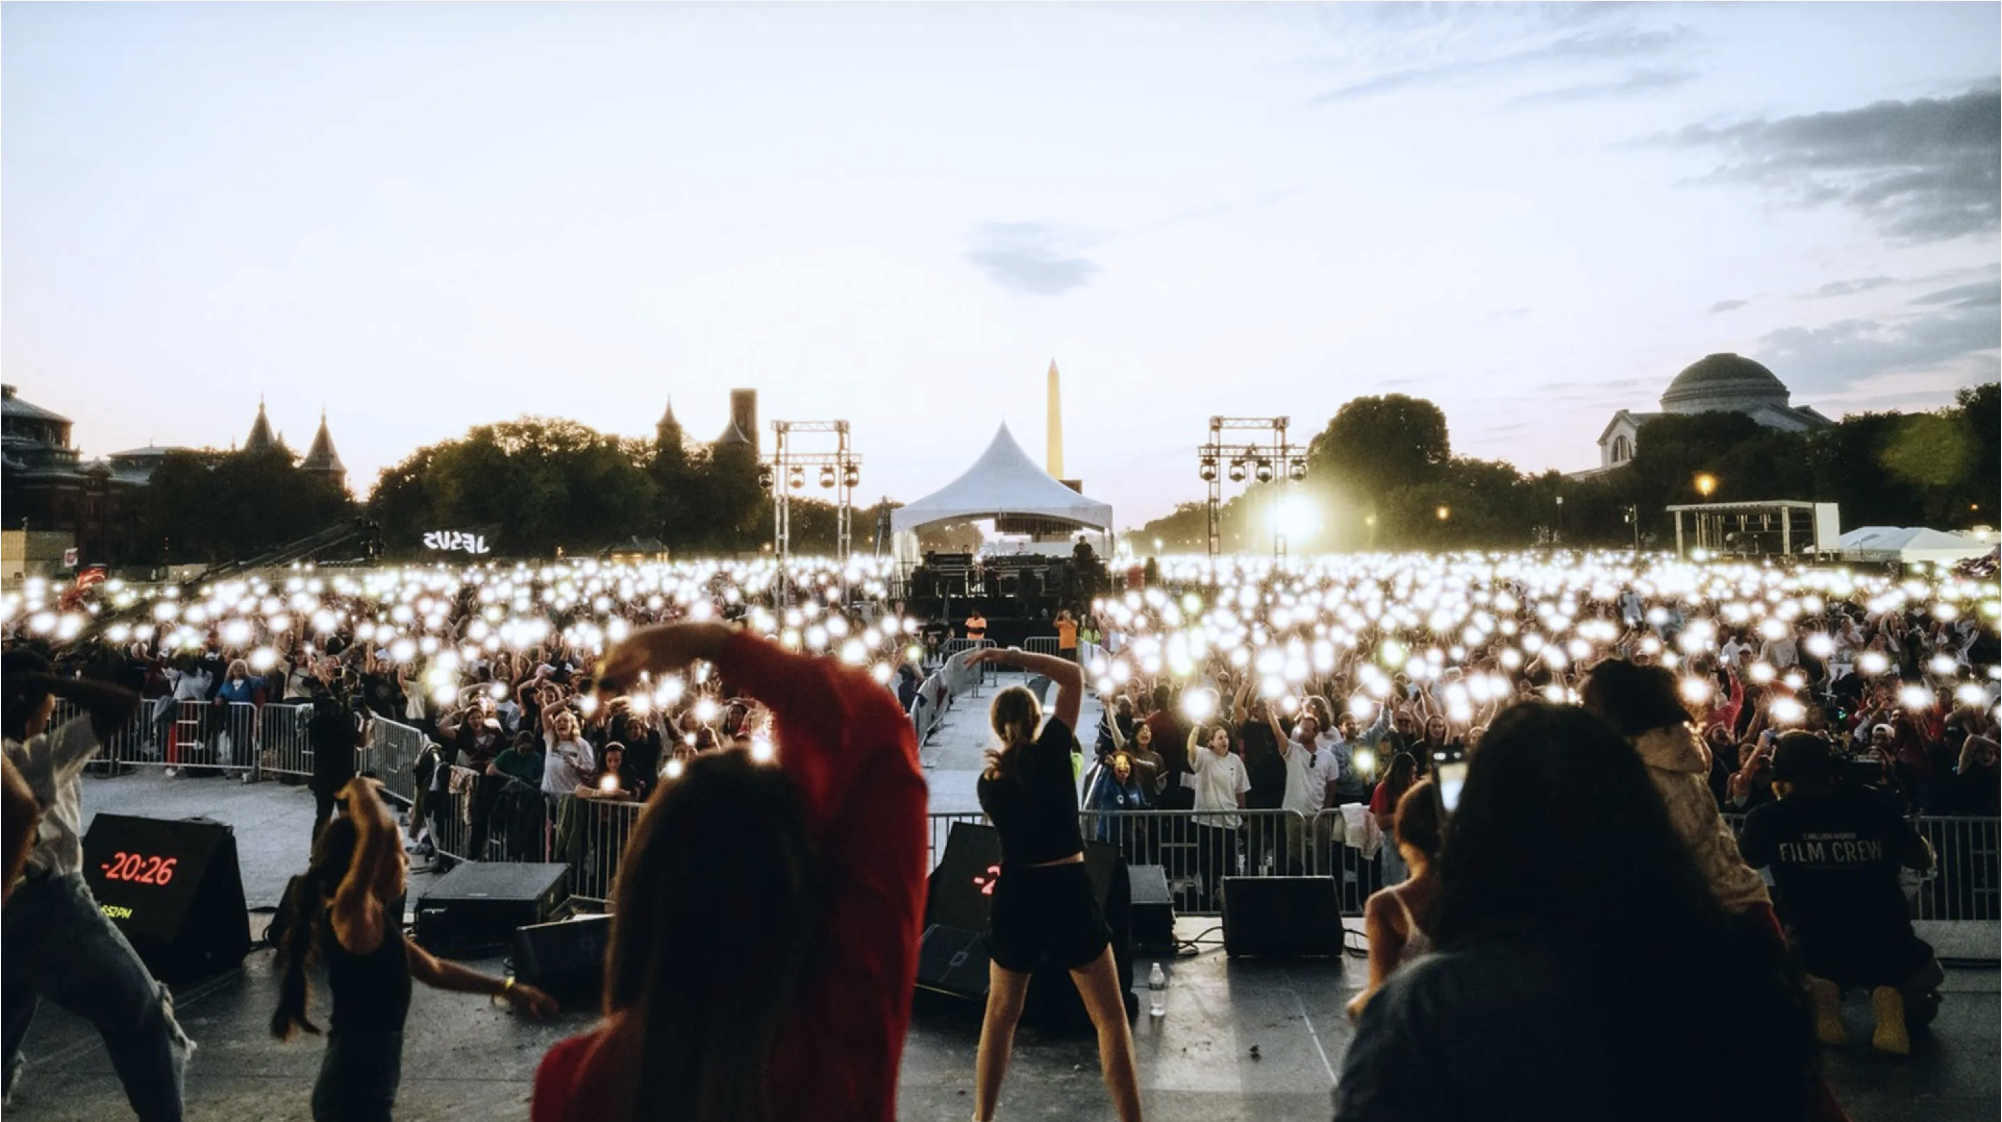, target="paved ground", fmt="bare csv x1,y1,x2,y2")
11,677,1996,1122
